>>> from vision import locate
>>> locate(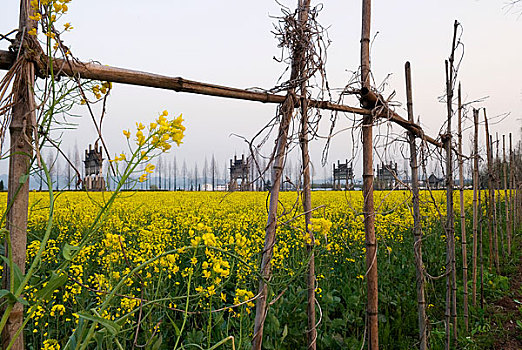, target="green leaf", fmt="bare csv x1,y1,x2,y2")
19,174,29,184
16,296,28,306
77,311,120,336
62,243,80,261
64,317,85,350
281,324,288,341
36,271,68,301
166,312,181,337
0,289,16,303
0,256,24,291
173,321,181,337
151,334,162,350
0,289,28,306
